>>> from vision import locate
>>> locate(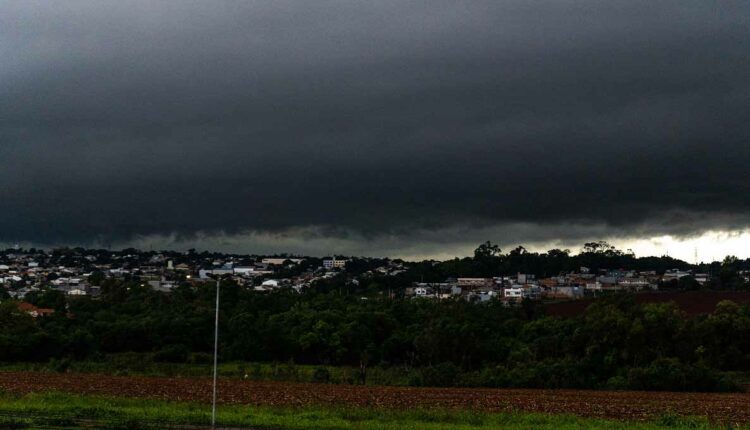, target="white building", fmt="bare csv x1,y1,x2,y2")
67,288,88,296
618,278,655,289
323,258,347,270
694,274,710,285
414,286,436,297
504,284,542,300
504,286,525,299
